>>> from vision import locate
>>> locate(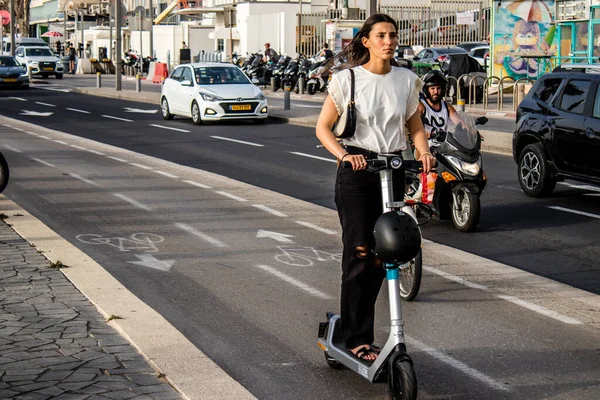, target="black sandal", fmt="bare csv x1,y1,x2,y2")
351,346,378,361
370,345,381,354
